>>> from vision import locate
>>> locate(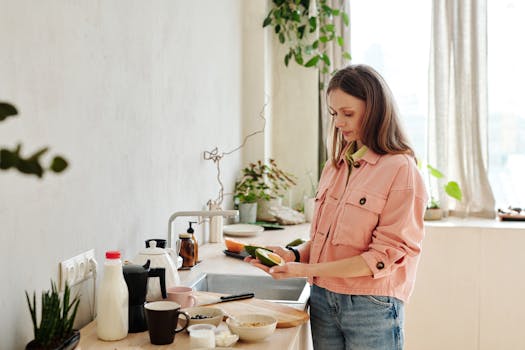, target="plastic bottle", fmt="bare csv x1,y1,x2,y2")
97,251,129,341
187,221,199,263
179,233,195,268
